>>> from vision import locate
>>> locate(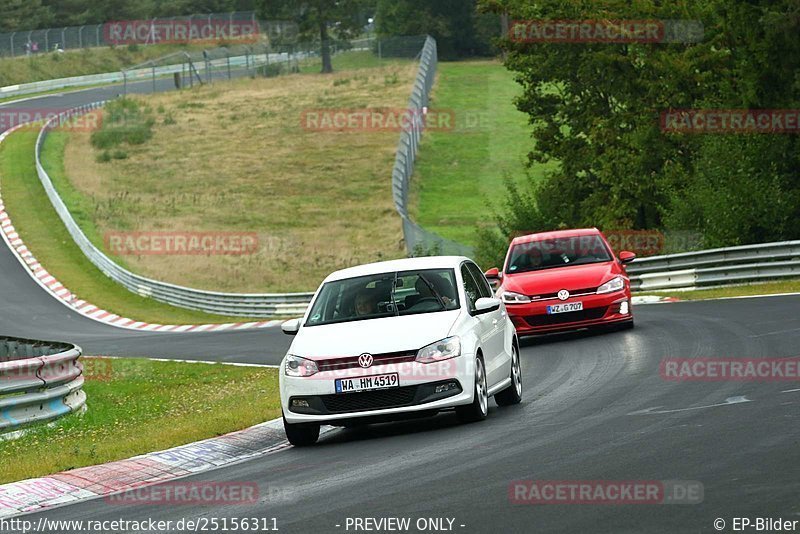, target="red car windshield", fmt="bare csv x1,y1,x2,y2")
506,235,613,274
